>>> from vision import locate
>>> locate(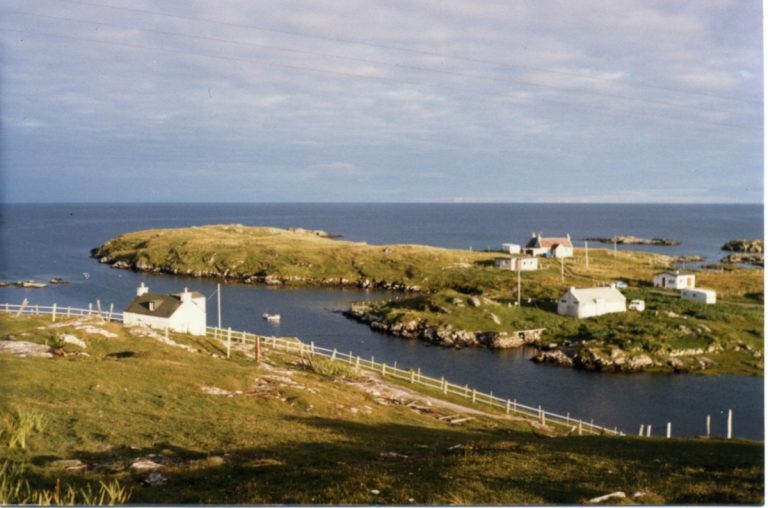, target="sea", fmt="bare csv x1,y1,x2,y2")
0,203,763,439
